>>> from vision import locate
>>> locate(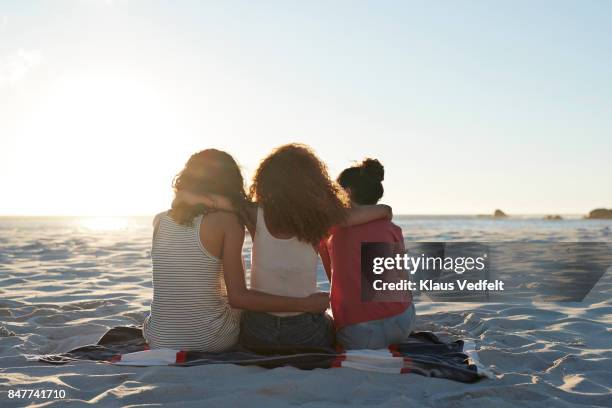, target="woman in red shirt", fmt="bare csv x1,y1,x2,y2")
320,158,416,349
